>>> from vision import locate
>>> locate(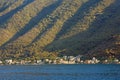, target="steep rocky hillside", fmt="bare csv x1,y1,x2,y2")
0,0,120,59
